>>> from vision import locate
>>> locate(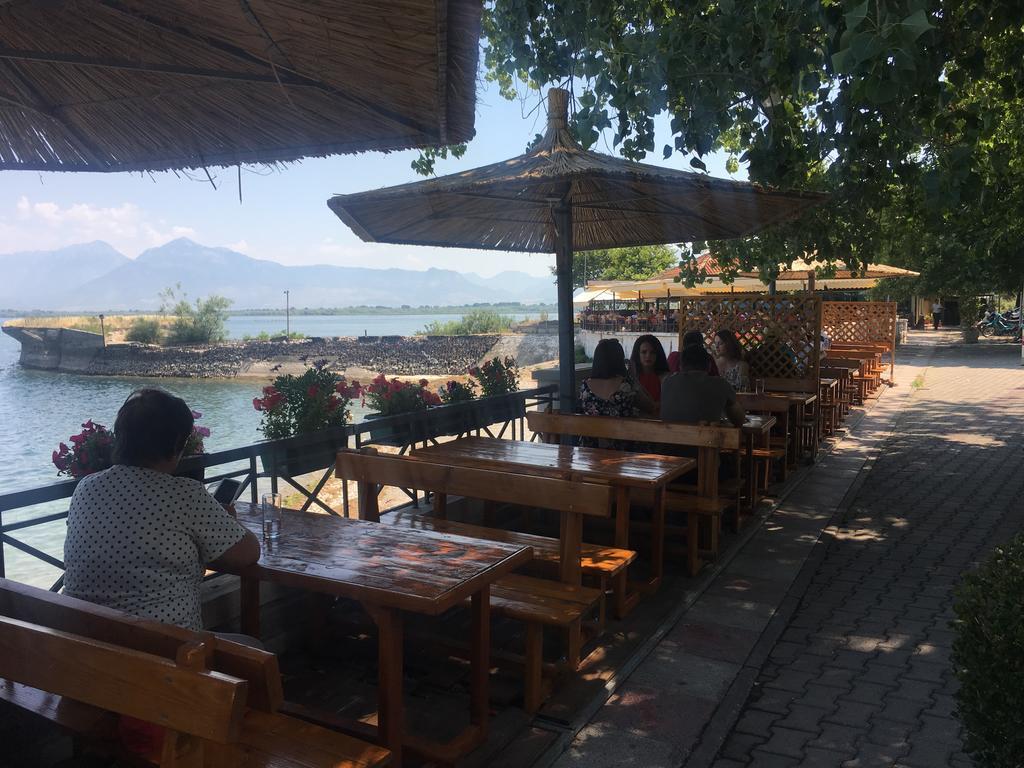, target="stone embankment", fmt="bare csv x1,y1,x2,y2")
1,325,562,378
